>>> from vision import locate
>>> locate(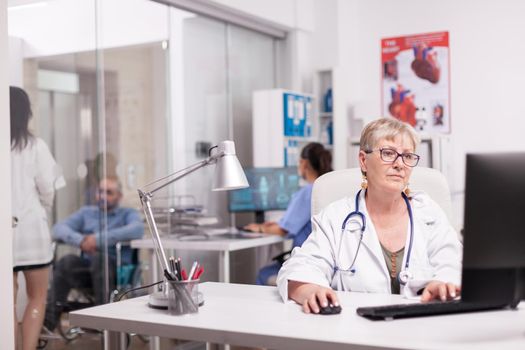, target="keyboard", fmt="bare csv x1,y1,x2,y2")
212,232,265,240
356,300,508,320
